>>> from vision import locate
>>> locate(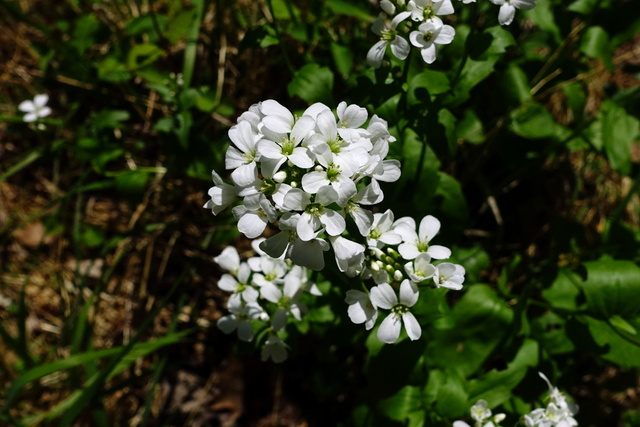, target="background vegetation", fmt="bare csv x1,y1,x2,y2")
0,0,639,425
